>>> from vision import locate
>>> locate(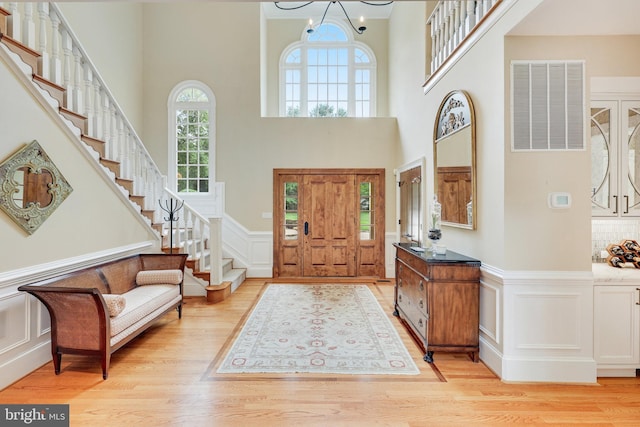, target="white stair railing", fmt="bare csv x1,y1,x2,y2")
158,188,222,285
427,0,501,75
1,2,226,285
0,2,165,223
